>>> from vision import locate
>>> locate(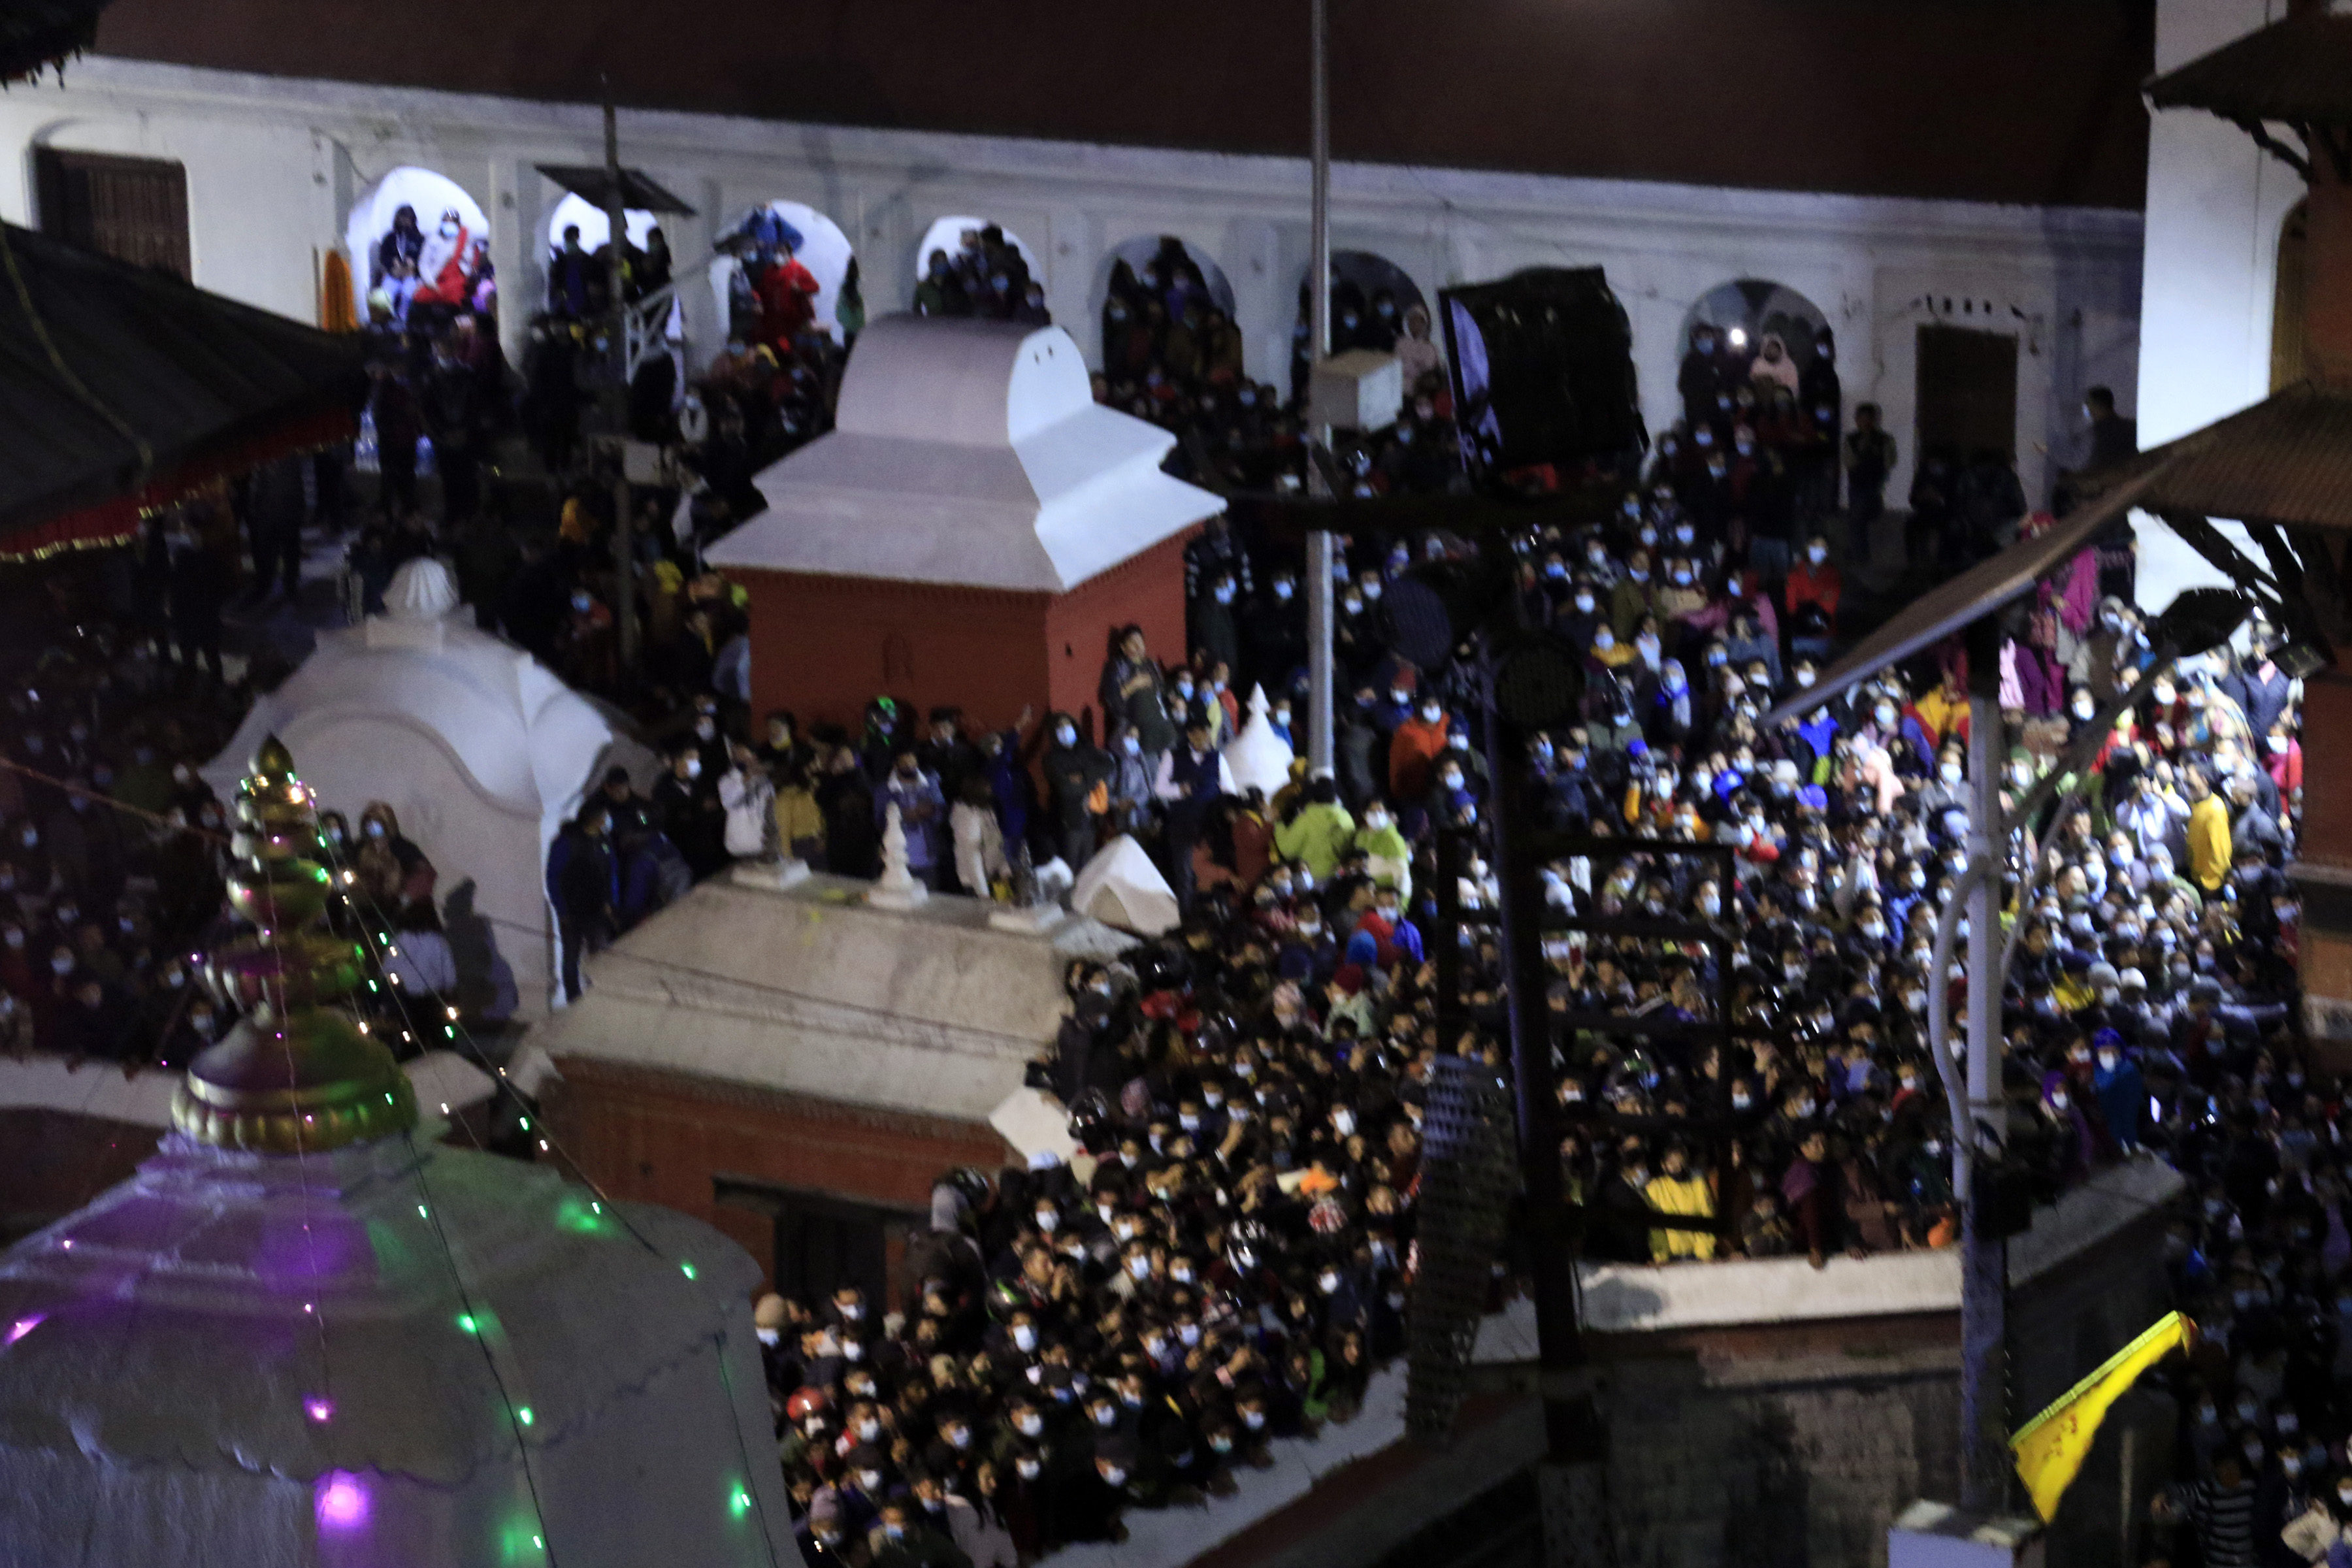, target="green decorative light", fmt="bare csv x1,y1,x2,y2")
417,1205,429,1218
730,1485,752,1518
517,1406,534,1426
457,1313,480,1334
679,1261,697,1281
517,1117,529,1131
